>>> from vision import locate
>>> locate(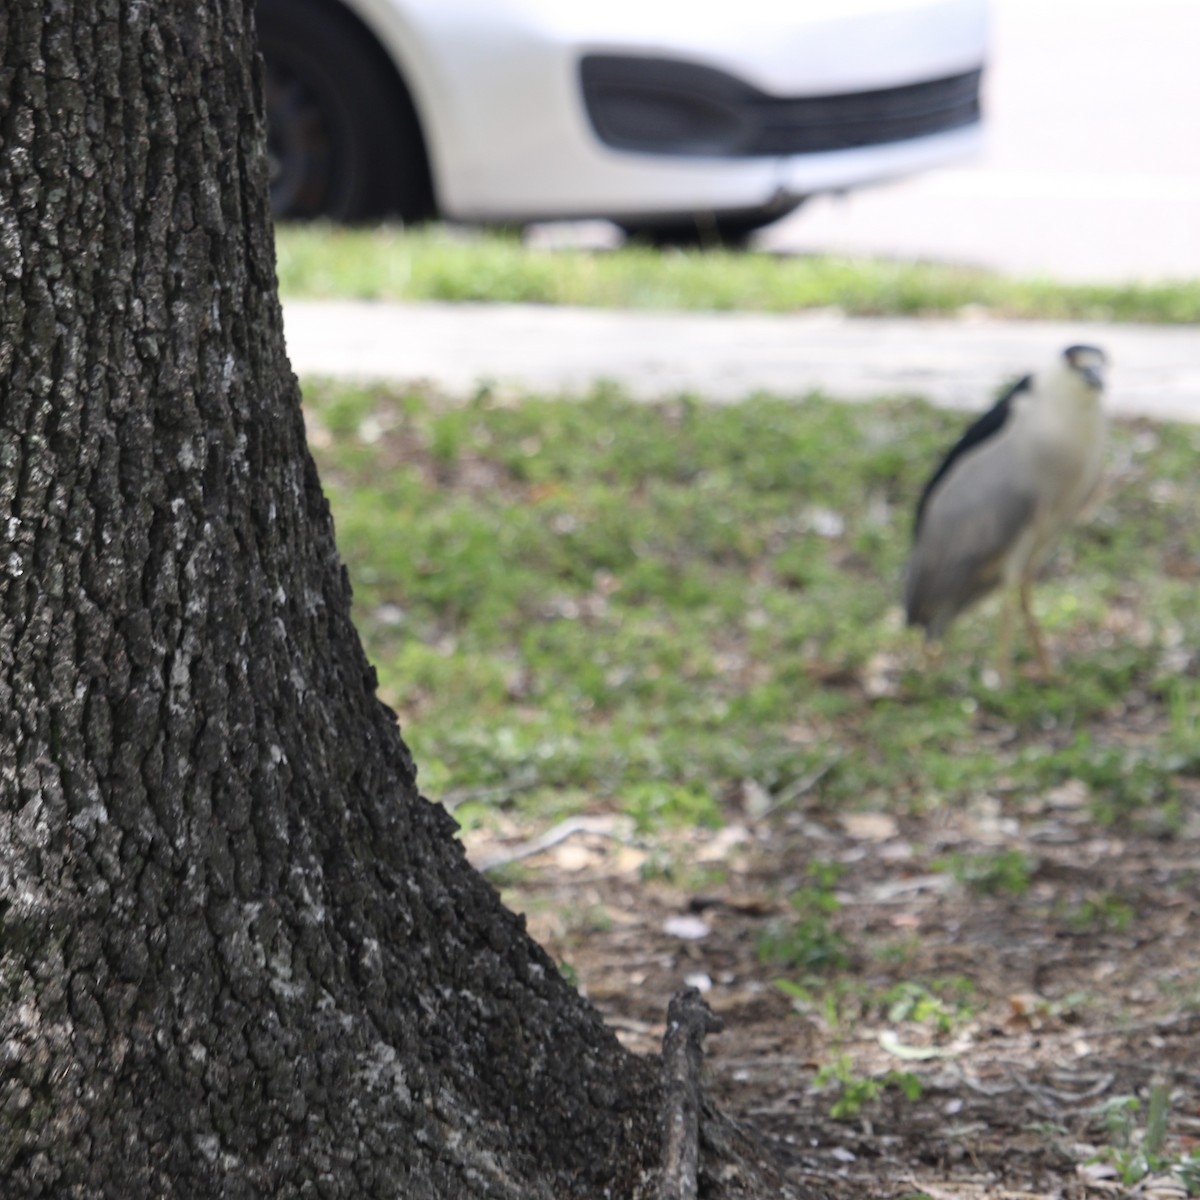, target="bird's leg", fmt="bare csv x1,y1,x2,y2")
1019,579,1051,676
922,637,944,675
996,586,1015,685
